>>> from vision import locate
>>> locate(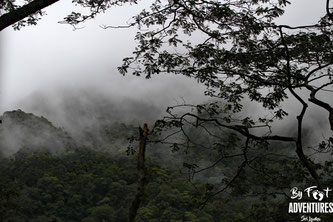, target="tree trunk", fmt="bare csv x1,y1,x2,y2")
128,123,149,222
